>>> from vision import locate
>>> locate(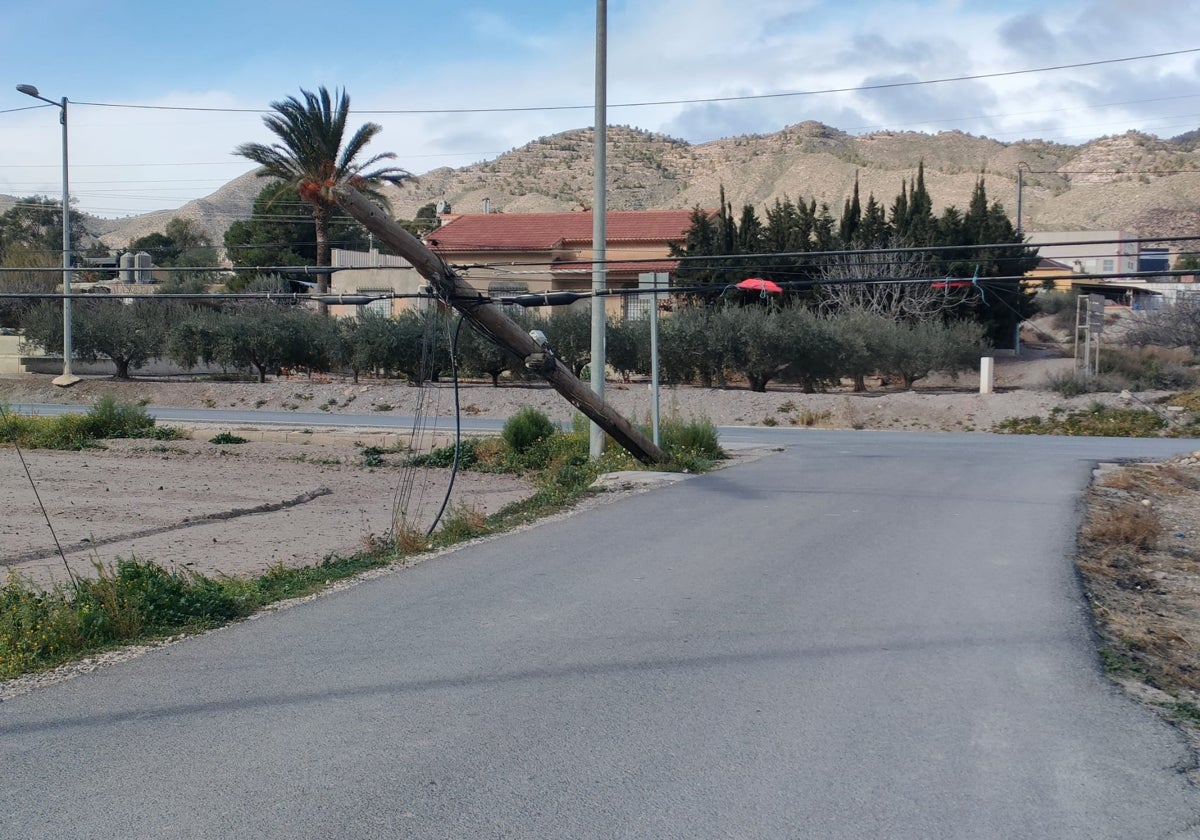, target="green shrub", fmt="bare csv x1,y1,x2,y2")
407,438,480,469
659,416,724,470
502,406,556,454
209,432,248,445
85,395,156,439
1,398,180,450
